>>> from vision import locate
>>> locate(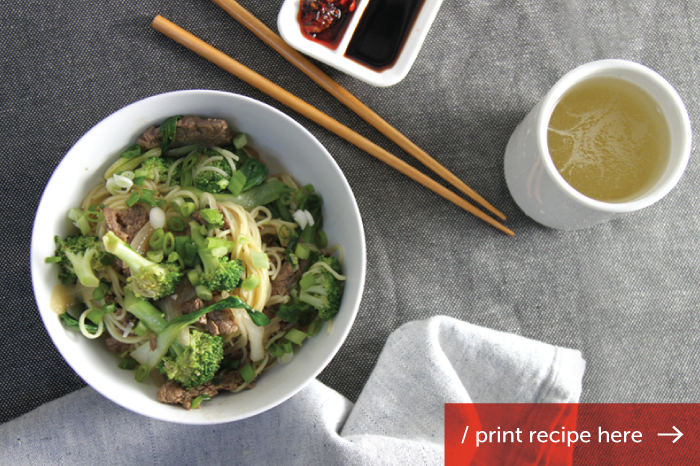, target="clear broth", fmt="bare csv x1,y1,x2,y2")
547,76,671,202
